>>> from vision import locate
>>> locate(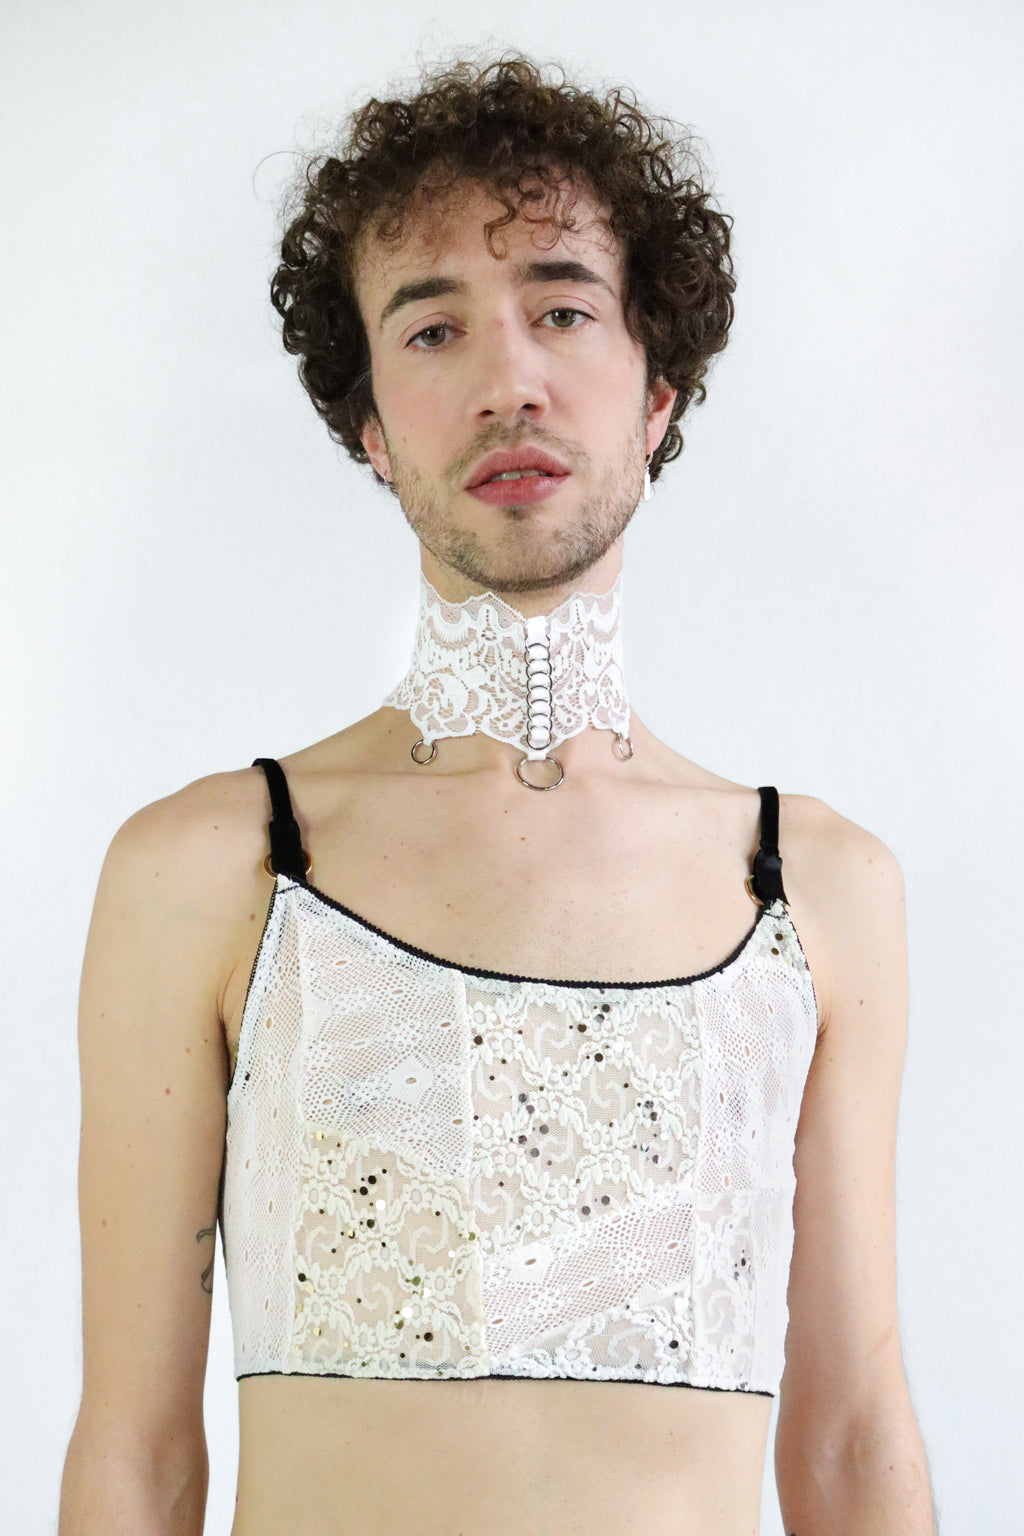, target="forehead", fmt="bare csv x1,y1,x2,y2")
354,177,623,318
